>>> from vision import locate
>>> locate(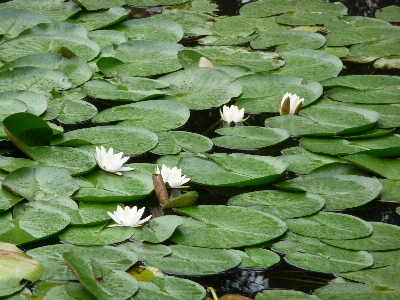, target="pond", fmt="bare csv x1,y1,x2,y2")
0,0,400,299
